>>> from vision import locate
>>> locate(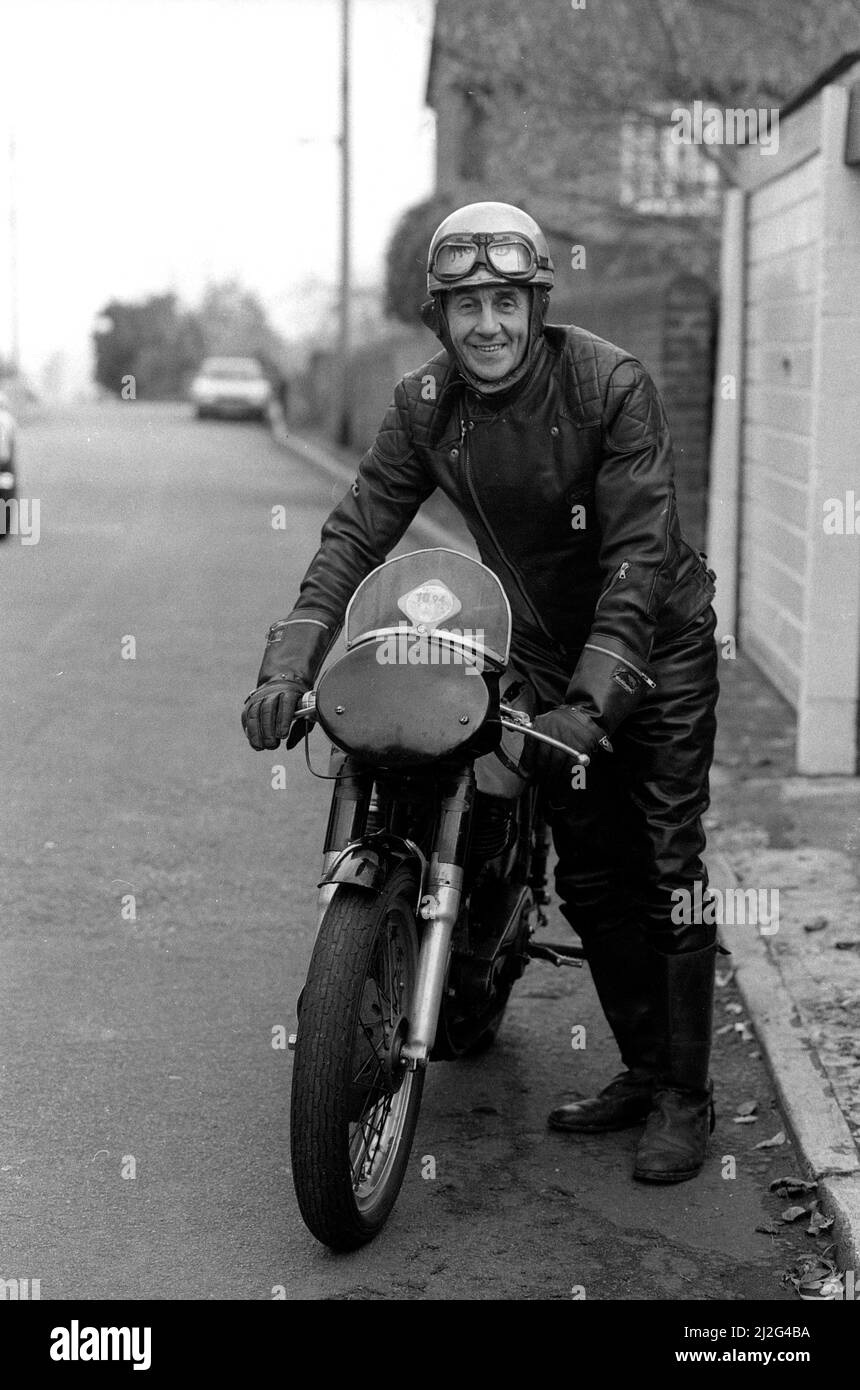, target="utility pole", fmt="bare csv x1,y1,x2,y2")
9,127,19,372
336,0,351,446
